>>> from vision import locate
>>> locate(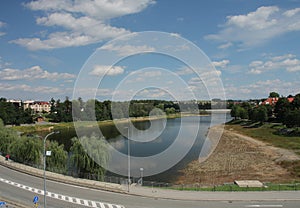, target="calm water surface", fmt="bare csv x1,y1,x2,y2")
43,114,229,182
